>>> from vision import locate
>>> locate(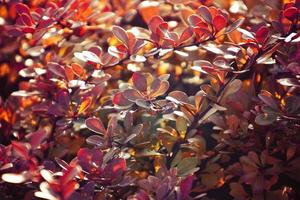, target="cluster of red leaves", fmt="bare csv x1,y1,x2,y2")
0,0,300,200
